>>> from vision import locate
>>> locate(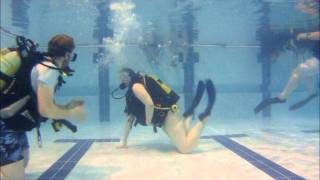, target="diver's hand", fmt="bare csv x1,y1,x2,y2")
66,99,84,109
296,33,308,41
69,105,87,121
116,141,128,149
